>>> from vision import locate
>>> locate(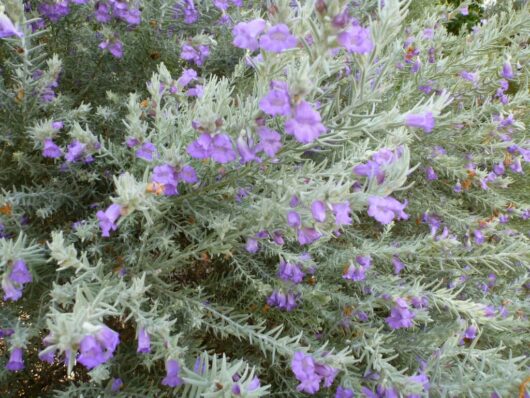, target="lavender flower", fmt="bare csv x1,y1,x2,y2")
287,211,301,228
336,386,355,398
391,255,405,274
332,202,352,225
285,101,327,144
297,227,322,245
278,260,305,284
337,24,374,54
174,0,198,24
404,111,435,133
9,259,32,284
6,347,24,371
386,298,415,329
152,164,179,195
291,352,321,394
65,140,87,163
367,196,409,225
232,19,266,51
211,134,237,163
137,327,151,354
177,68,198,87
42,138,63,158
501,61,514,79
96,203,123,237
181,43,209,66
77,326,120,369
267,290,298,311
187,133,212,159
259,81,291,116
311,200,327,222
162,359,183,387
256,127,282,157
259,24,298,53
0,13,23,38
111,378,123,392
135,142,157,161
99,38,124,58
